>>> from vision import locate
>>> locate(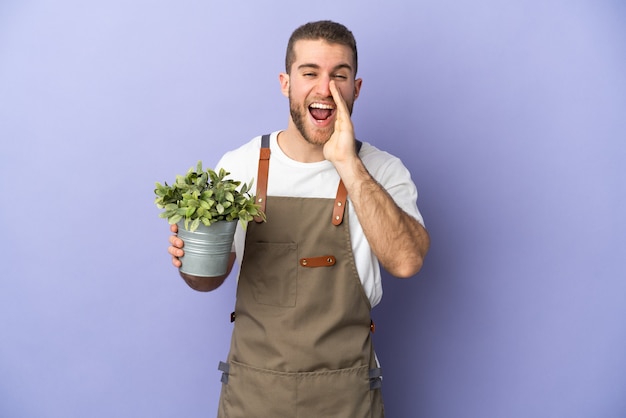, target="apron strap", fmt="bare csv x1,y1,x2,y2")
254,134,271,223
332,140,363,226
255,135,363,226
369,367,383,390
218,361,230,384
